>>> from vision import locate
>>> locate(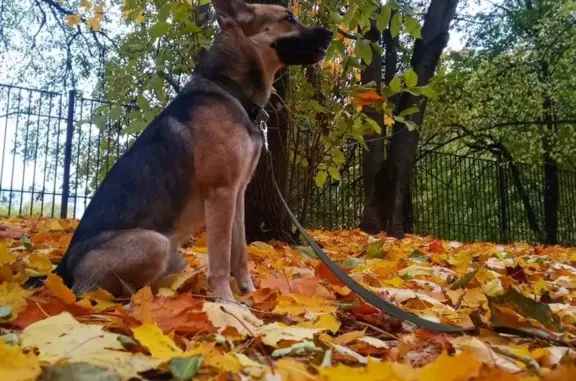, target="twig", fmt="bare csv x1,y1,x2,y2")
356,321,417,352
219,306,276,375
